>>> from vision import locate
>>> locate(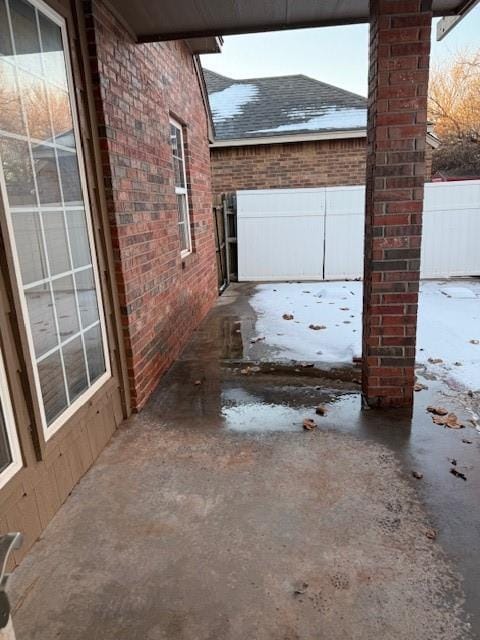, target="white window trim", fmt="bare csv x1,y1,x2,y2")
170,118,192,258
0,348,23,490
0,0,111,442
